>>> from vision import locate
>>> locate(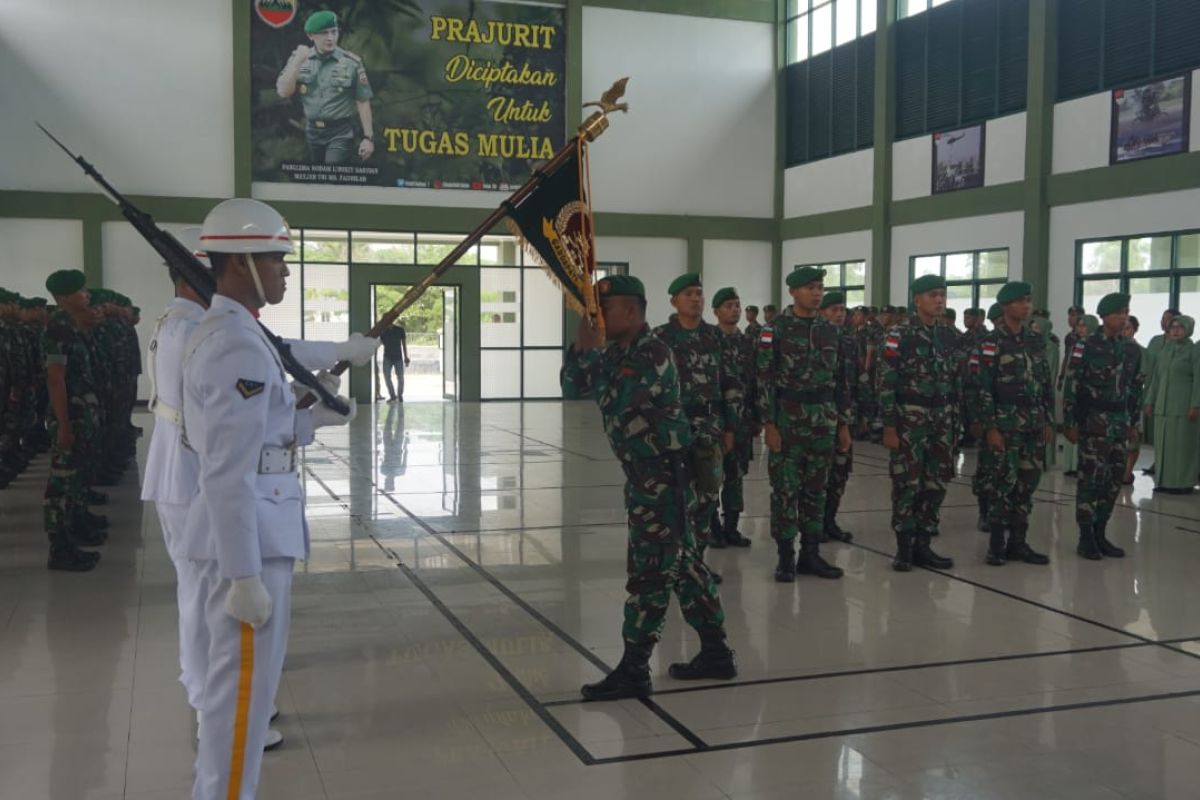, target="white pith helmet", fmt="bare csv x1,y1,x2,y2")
199,198,293,254
177,225,211,267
